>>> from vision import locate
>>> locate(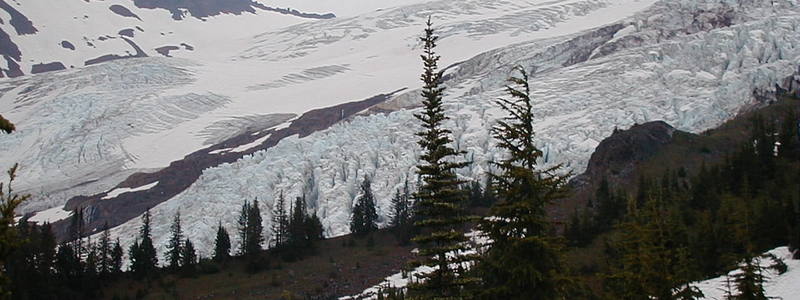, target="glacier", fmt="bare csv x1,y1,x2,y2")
82,0,800,262
0,58,230,212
